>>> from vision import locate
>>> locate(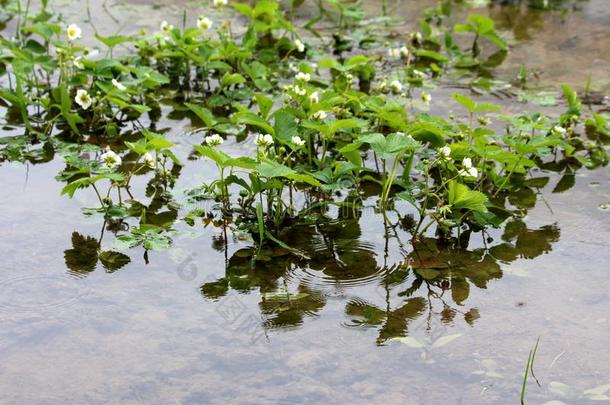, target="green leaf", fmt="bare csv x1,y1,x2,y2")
96,34,132,48
414,49,448,63
329,118,367,135
482,31,508,51
254,93,274,118
358,132,420,159
61,177,93,197
147,137,173,151
562,84,581,115
186,103,216,127
194,145,231,167
233,112,274,135
448,181,488,213
453,93,501,113
256,162,294,178
273,110,298,143
453,93,477,113
221,72,246,87
256,202,265,248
